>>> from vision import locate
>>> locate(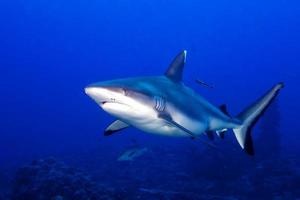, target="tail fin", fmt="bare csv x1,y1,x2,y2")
233,82,284,155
